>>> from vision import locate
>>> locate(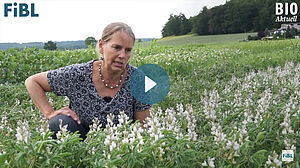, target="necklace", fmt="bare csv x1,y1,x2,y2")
99,62,124,89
